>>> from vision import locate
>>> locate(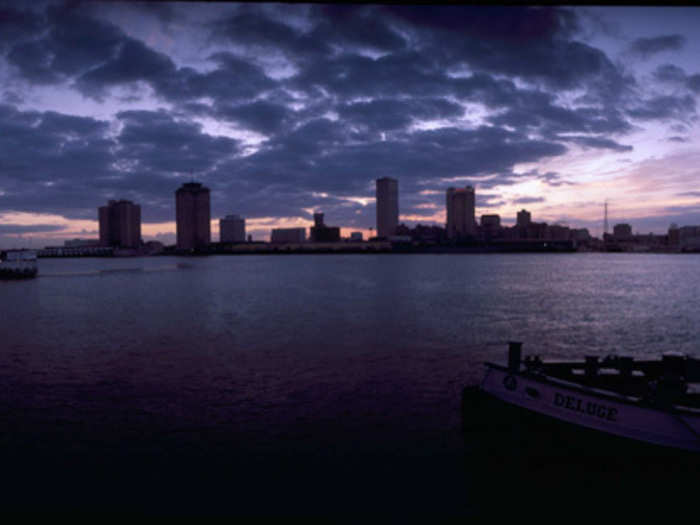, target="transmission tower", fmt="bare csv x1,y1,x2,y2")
603,200,609,236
